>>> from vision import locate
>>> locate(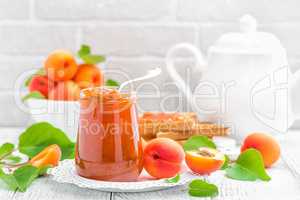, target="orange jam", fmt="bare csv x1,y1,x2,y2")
75,87,143,181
